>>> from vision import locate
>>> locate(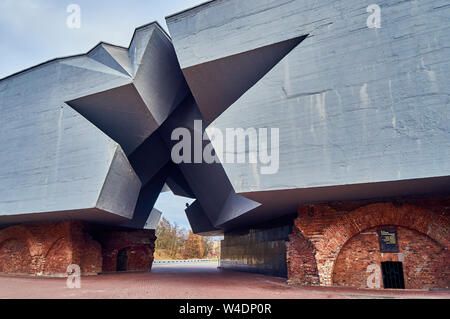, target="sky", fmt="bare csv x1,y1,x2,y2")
0,0,205,229
0,0,206,79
